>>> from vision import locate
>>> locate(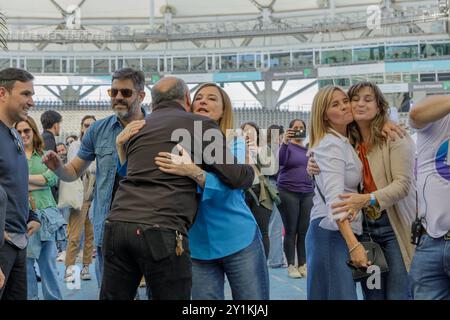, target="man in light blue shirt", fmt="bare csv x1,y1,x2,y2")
42,68,147,287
